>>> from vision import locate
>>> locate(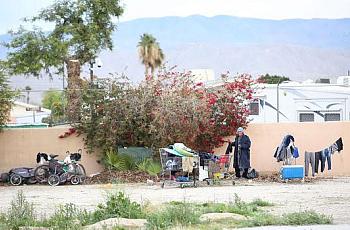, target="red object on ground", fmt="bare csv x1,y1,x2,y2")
58,128,76,138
